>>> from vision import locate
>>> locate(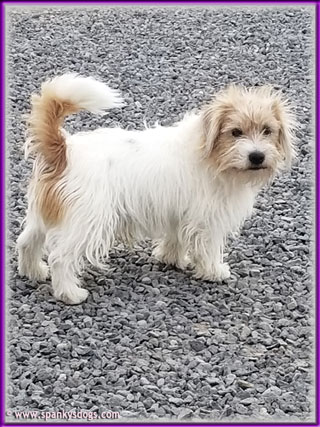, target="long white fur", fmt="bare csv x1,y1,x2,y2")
41,73,124,112
17,74,294,304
